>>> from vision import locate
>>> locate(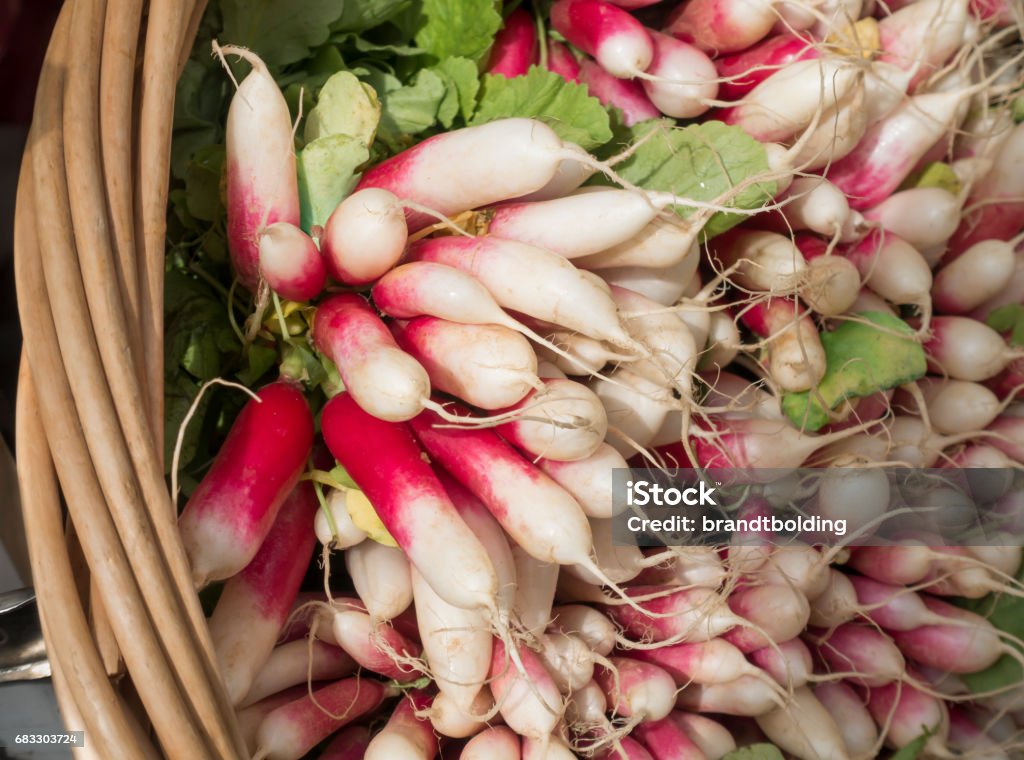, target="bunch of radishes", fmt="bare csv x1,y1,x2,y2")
172,0,1024,757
